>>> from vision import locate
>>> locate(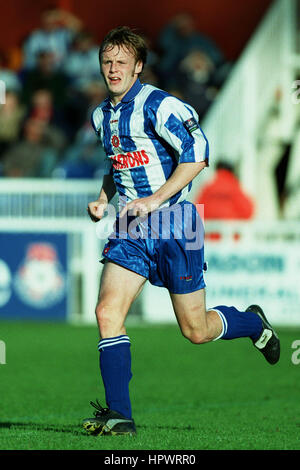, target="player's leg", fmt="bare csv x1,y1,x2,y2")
95,260,146,338
170,289,280,364
170,288,222,343
161,202,279,363
83,261,146,436
96,261,146,418
170,288,263,344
